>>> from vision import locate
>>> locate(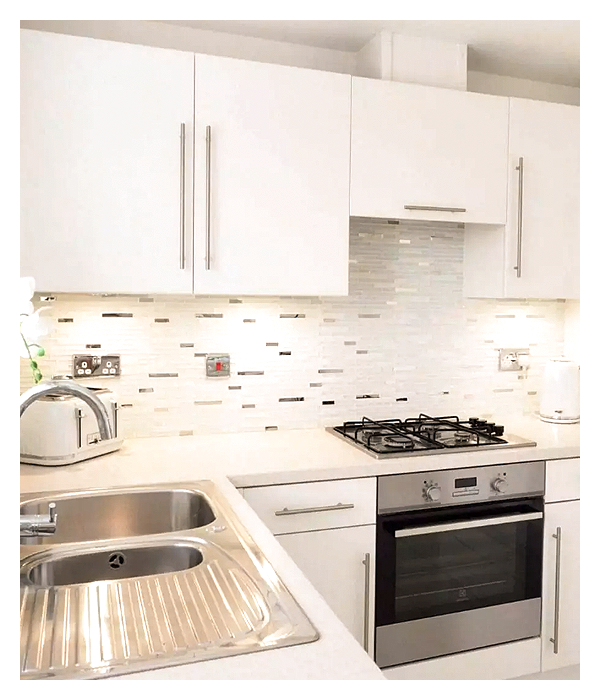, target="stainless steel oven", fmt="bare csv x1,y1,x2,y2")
375,461,545,668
